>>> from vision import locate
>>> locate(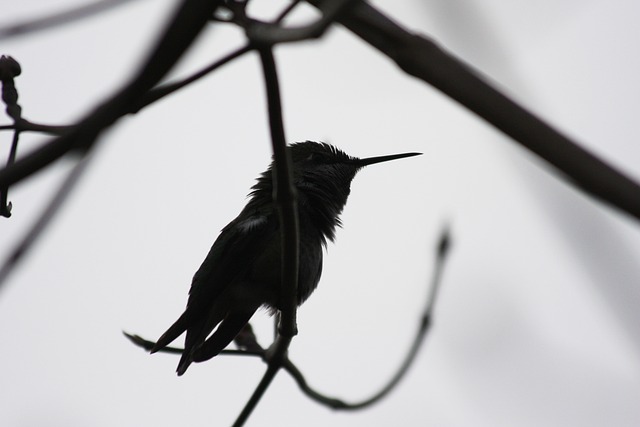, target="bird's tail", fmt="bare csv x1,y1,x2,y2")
175,310,256,376
151,312,189,354
176,346,194,376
